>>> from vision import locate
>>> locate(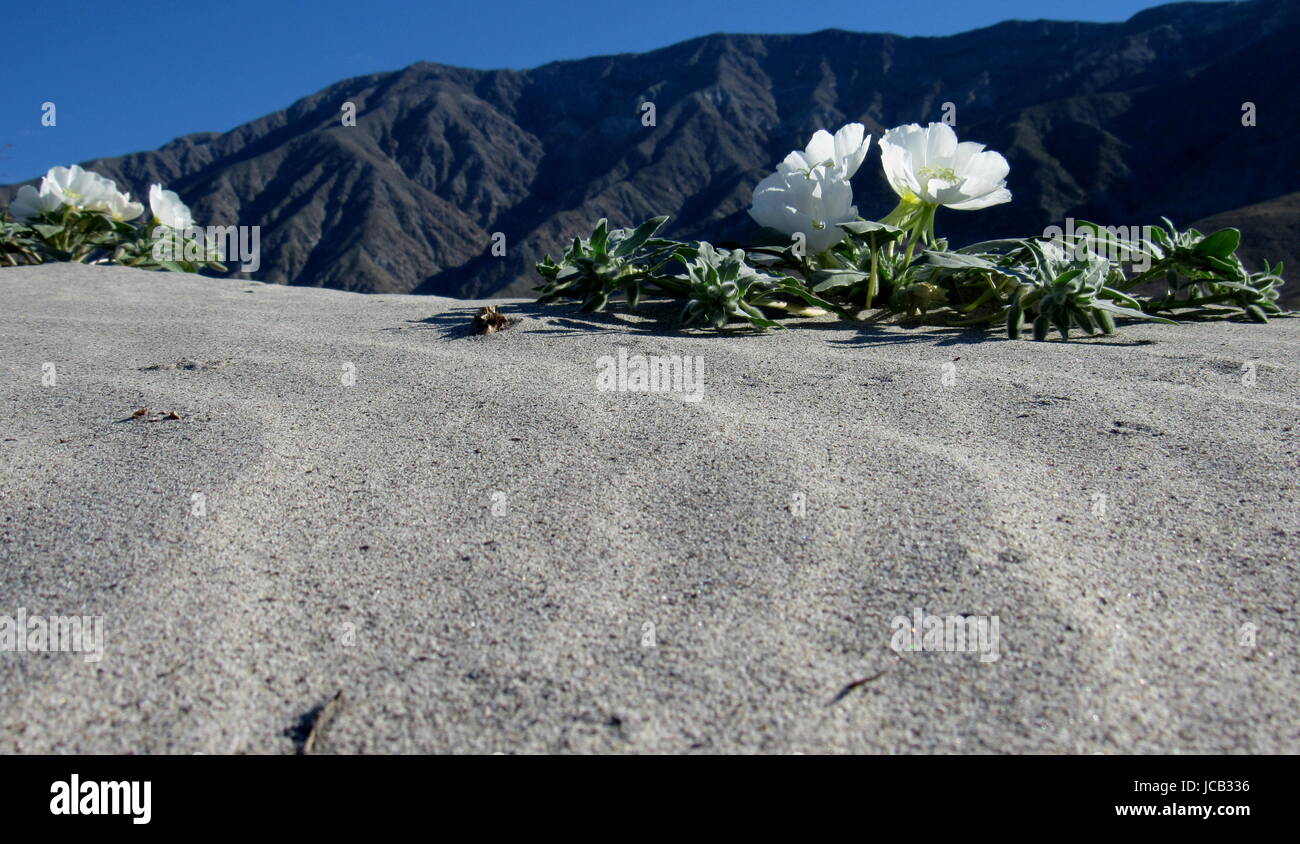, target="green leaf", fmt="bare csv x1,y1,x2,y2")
773,279,847,317
1194,228,1241,259
613,215,669,258
838,220,903,236
838,220,905,244
1099,286,1142,309
1207,281,1258,294
1022,239,1050,280
1052,309,1071,341
1147,224,1172,254
31,224,64,239
922,250,996,270
1006,301,1024,339
1205,255,1244,279
590,219,609,256
811,269,867,292
582,290,609,312
1071,220,1158,262
738,303,782,329
1052,268,1084,288
1091,300,1178,324
955,238,1032,255
1069,303,1096,335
